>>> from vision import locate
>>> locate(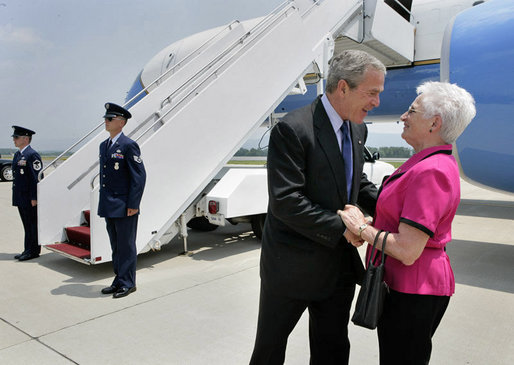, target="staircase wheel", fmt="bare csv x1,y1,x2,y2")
251,214,266,241
187,217,218,232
